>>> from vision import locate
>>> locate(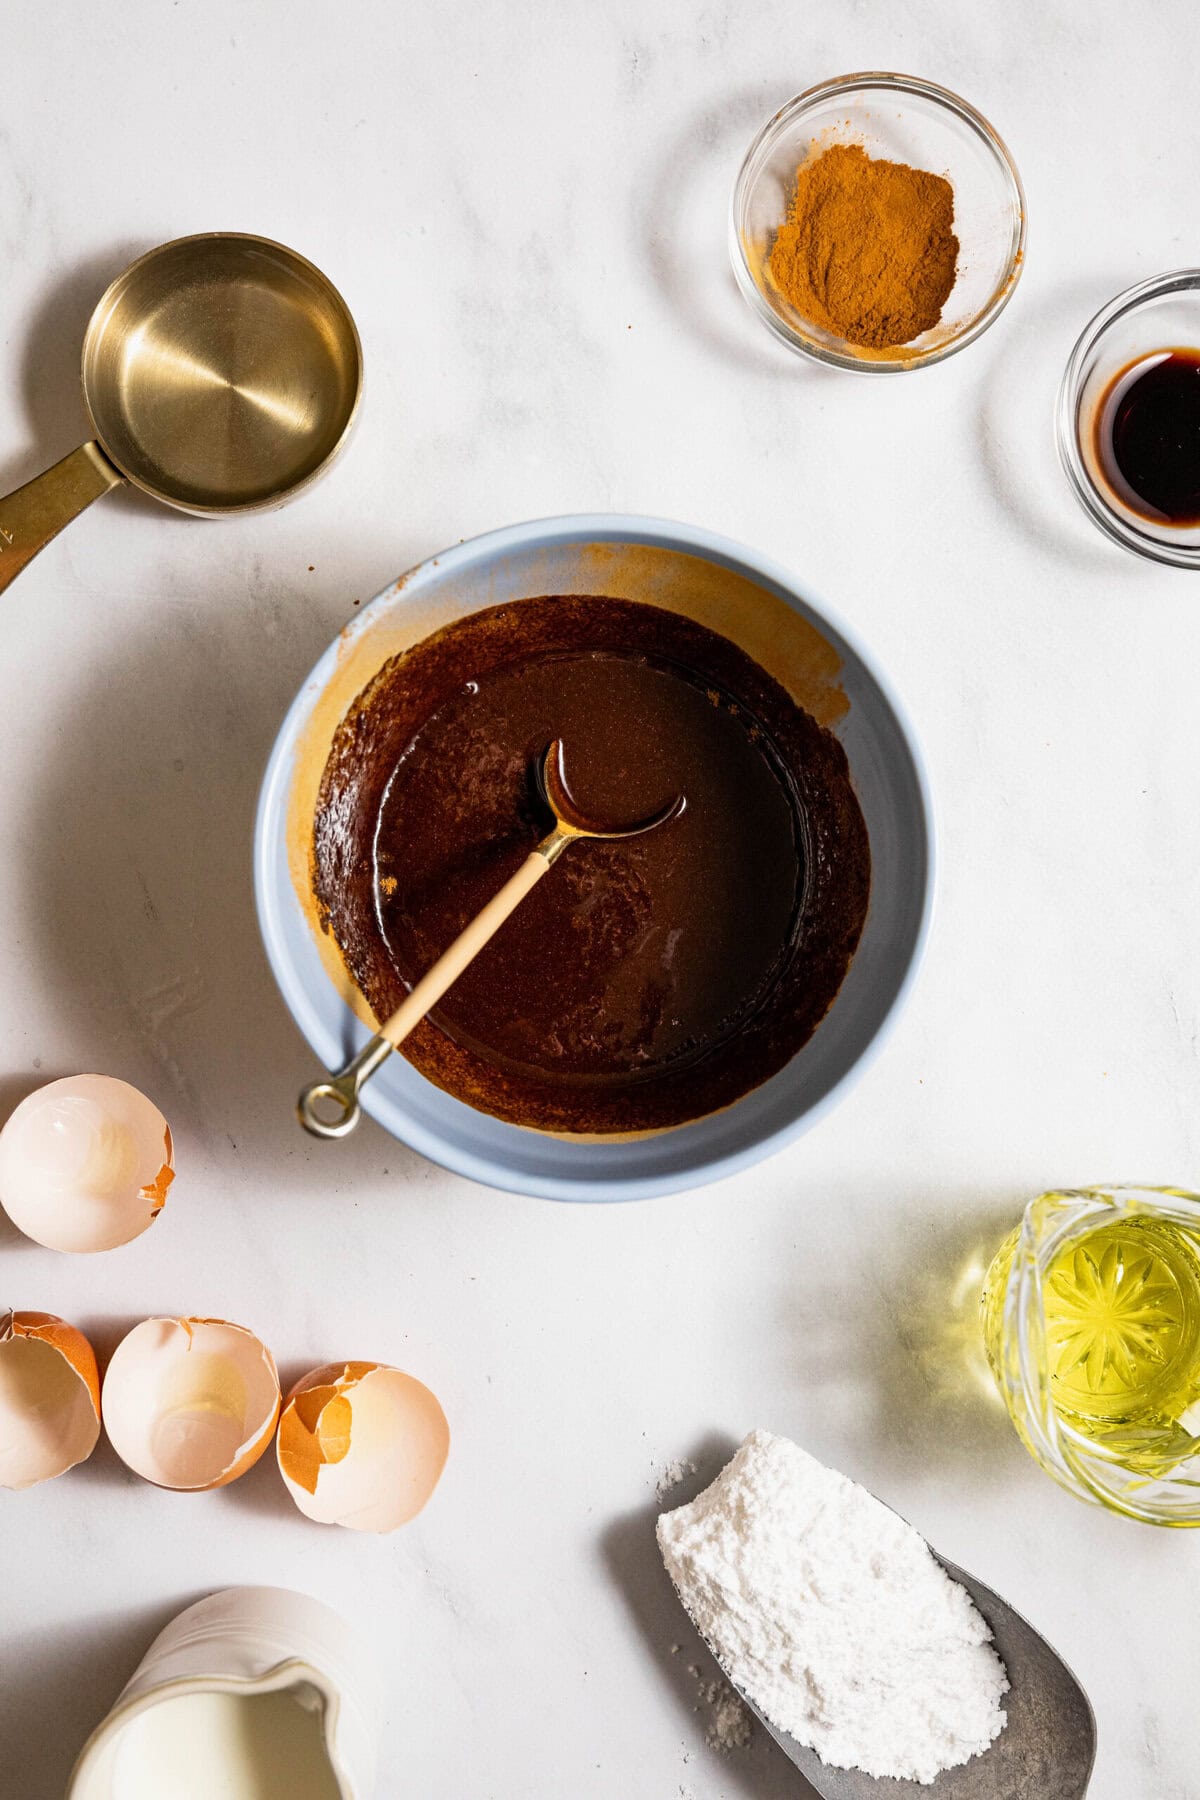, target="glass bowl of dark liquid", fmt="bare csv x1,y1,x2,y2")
1059,270,1200,567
